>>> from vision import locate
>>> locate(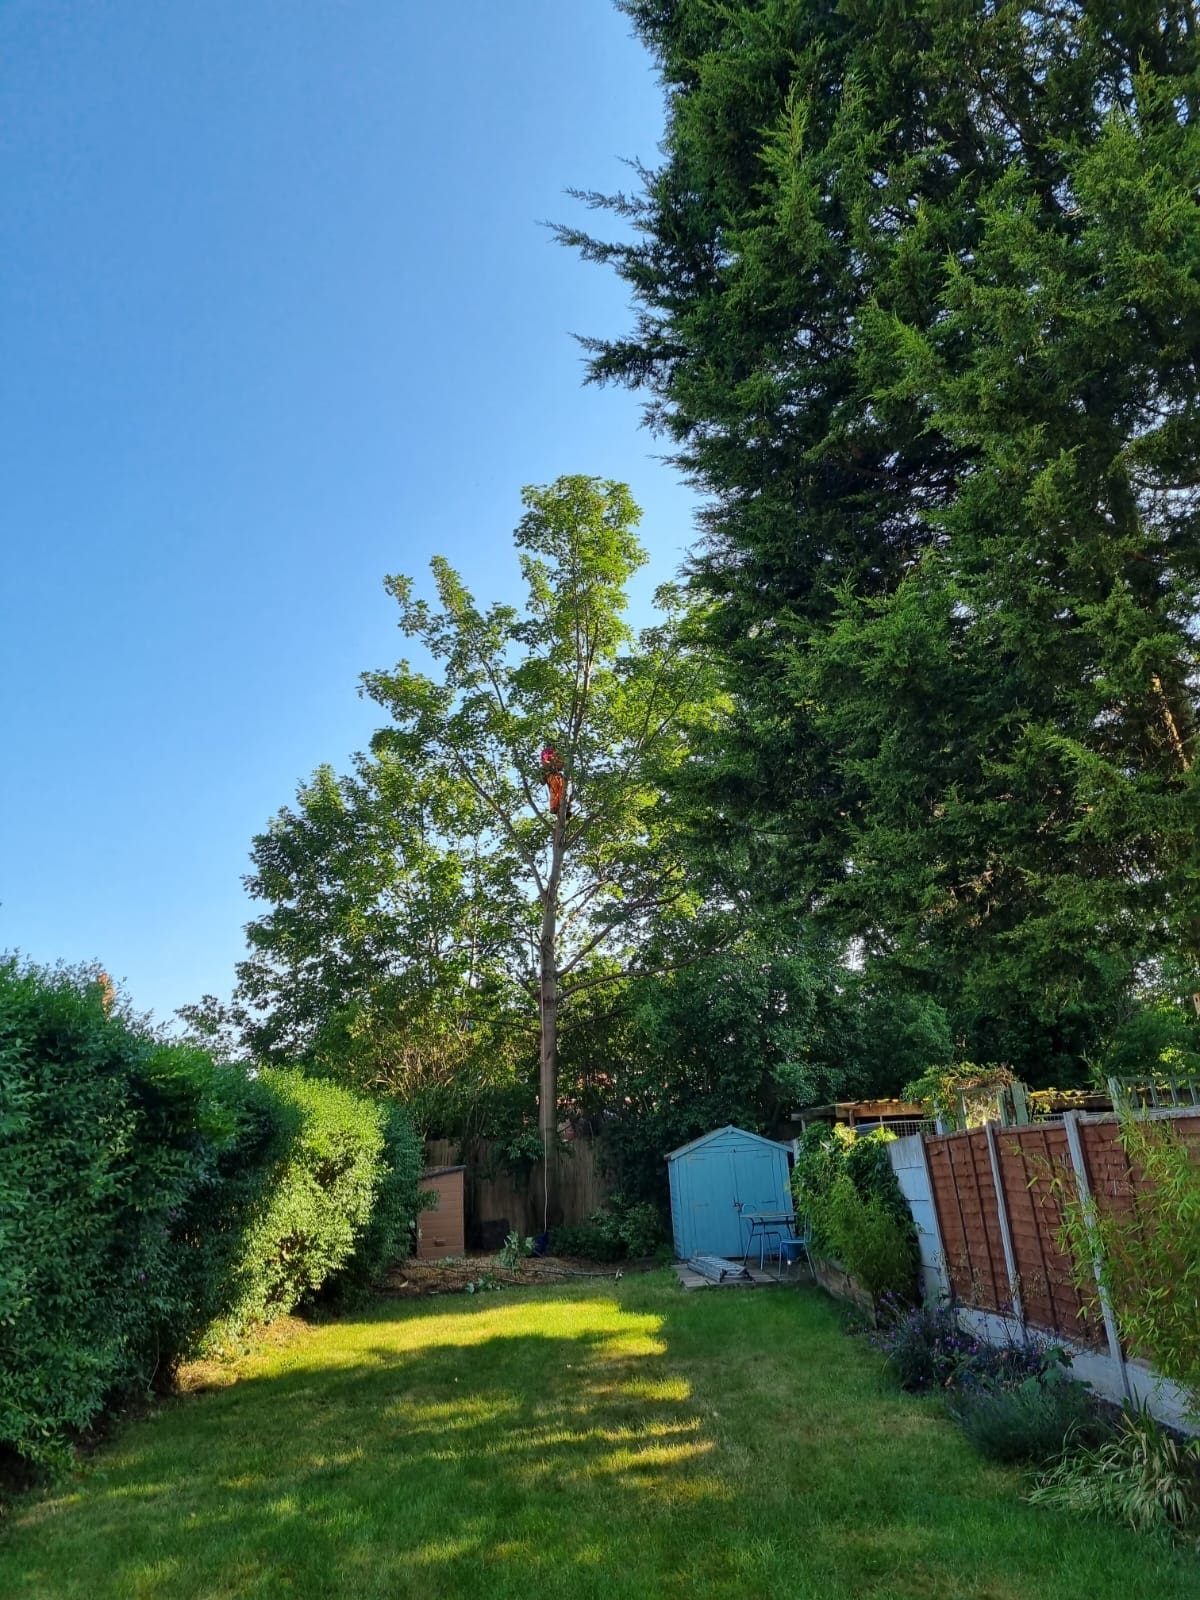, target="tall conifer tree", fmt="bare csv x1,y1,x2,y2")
563,0,1200,1079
